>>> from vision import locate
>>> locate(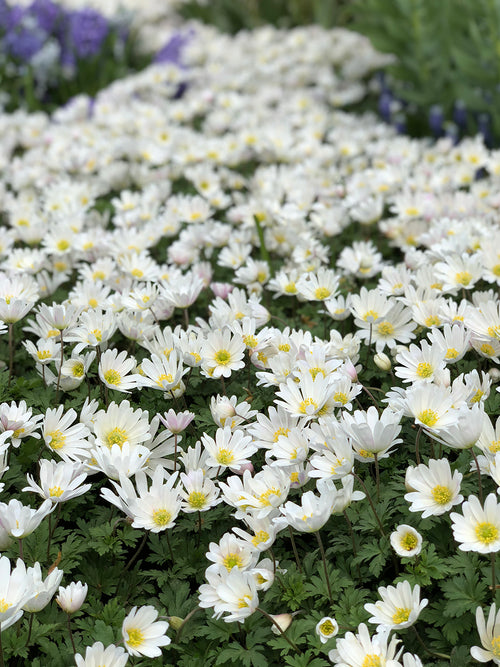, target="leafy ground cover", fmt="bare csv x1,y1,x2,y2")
0,9,500,667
